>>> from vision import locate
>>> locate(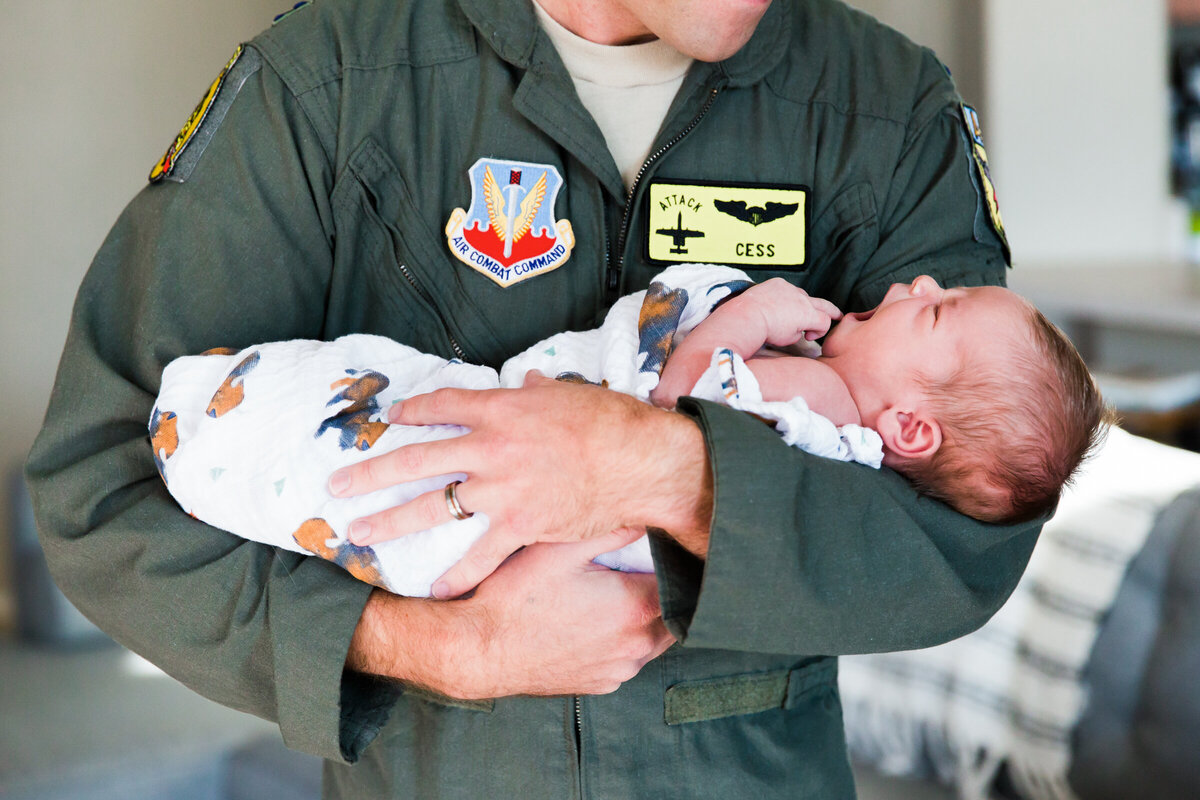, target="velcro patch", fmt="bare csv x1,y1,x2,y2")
148,45,260,184
645,179,808,269
960,104,1010,263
